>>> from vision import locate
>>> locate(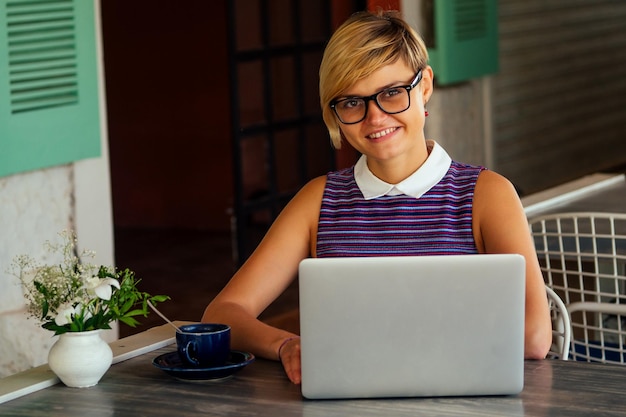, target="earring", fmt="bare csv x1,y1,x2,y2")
425,110,429,117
